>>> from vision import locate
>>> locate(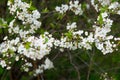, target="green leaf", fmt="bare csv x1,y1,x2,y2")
28,6,36,11
50,23,55,28
0,18,8,28
57,14,65,20
42,8,49,13
0,67,4,75
45,38,49,43
98,14,103,26
9,0,14,3
100,6,108,12
0,28,2,33
21,76,28,80
25,42,31,49
65,31,73,39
